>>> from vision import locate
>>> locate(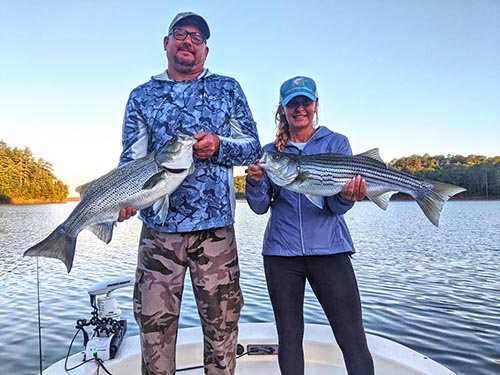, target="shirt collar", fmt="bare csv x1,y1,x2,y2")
152,68,211,82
